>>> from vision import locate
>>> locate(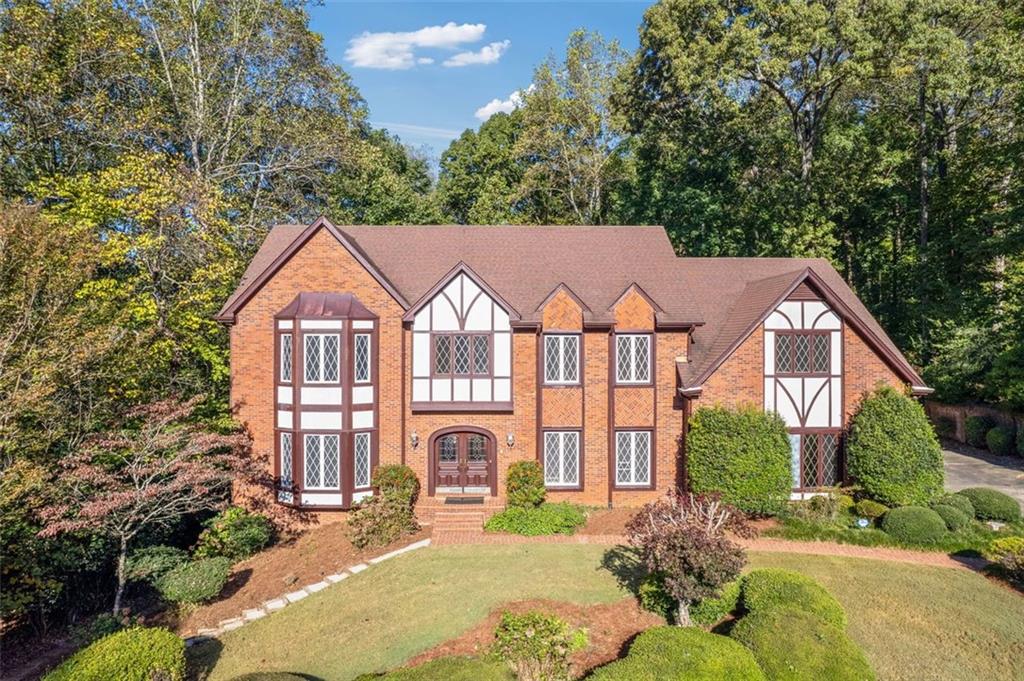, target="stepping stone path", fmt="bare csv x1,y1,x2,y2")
183,538,431,647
